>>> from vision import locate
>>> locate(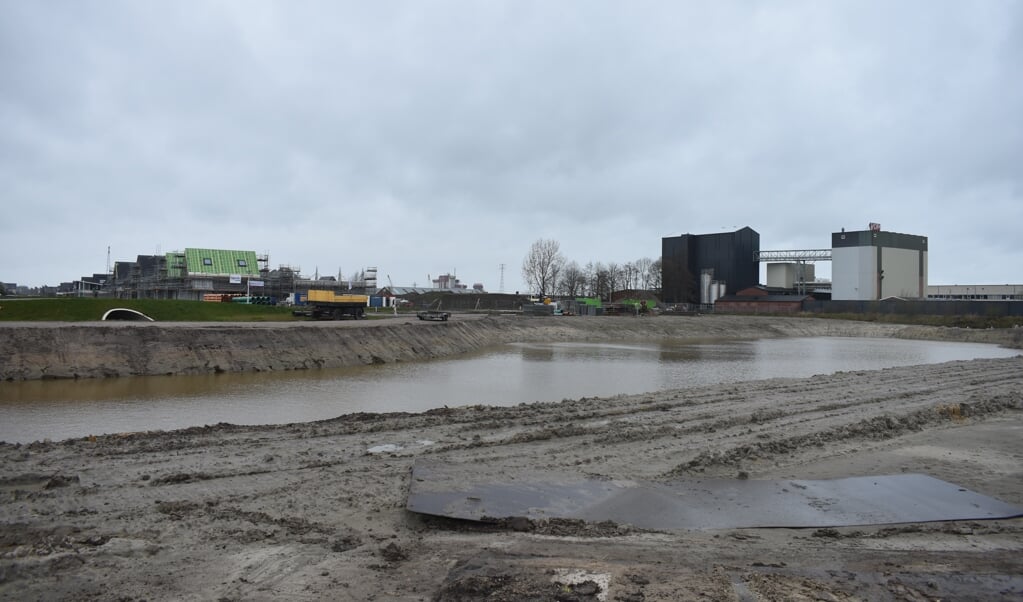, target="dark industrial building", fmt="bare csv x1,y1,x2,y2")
661,227,760,305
